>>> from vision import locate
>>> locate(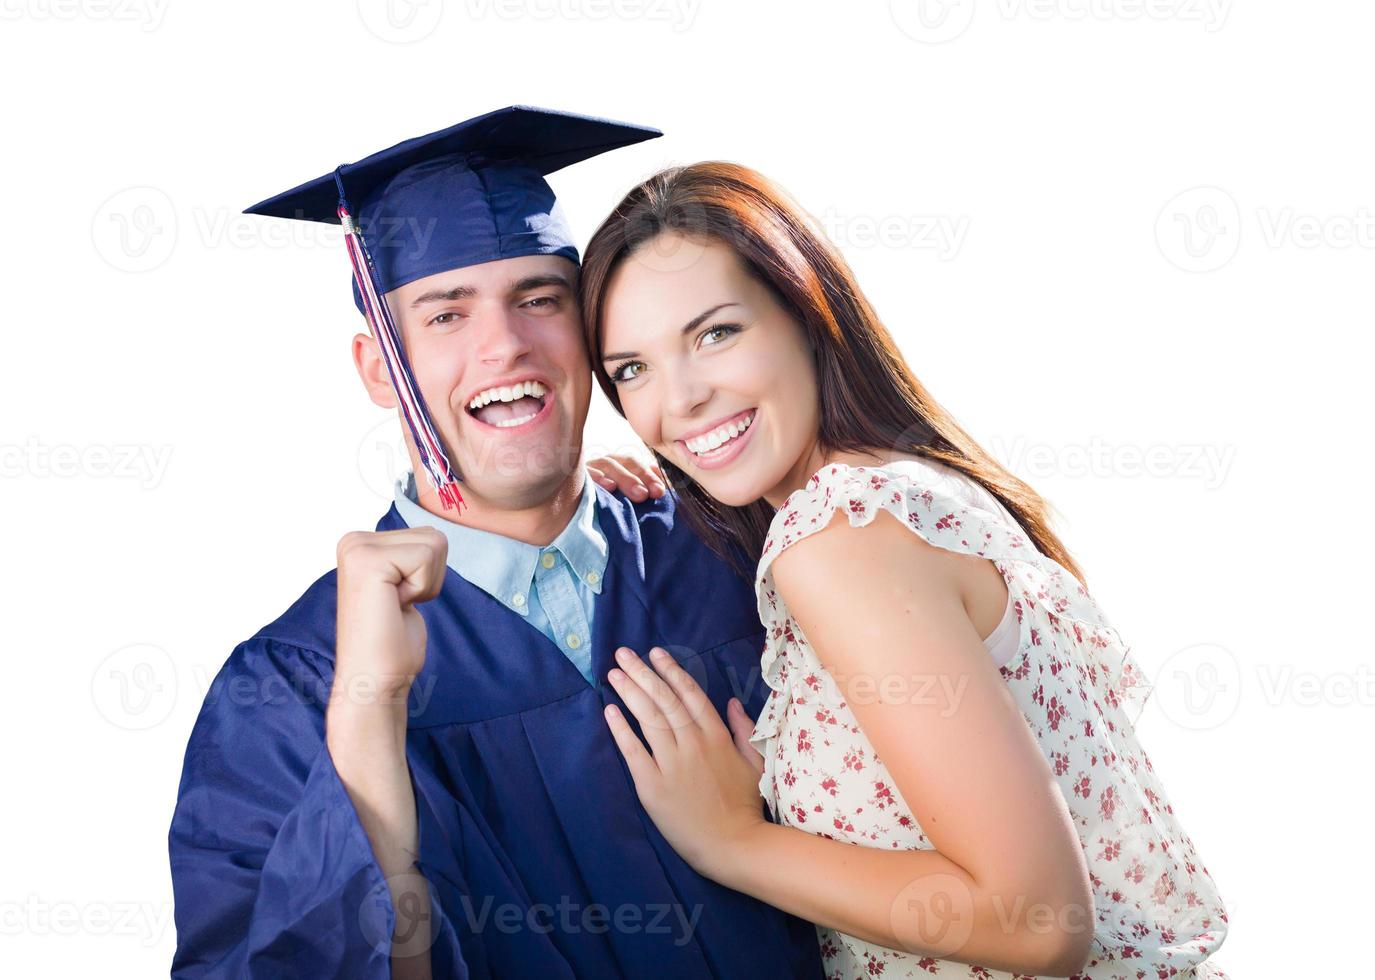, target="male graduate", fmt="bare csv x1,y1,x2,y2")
167,106,826,979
